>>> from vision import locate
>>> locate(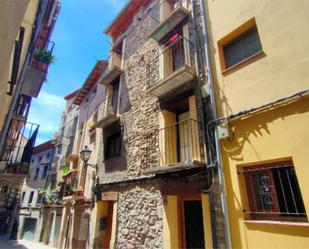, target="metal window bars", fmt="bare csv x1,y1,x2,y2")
241,164,307,221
